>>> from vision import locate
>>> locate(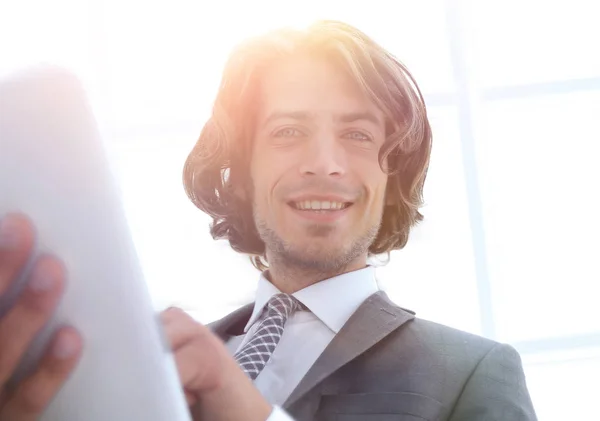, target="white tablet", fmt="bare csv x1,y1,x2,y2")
0,67,191,421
